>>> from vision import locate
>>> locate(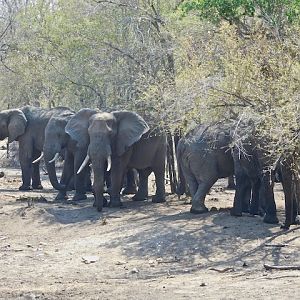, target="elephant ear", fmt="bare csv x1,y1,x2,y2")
65,108,99,148
8,110,27,143
113,111,150,156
